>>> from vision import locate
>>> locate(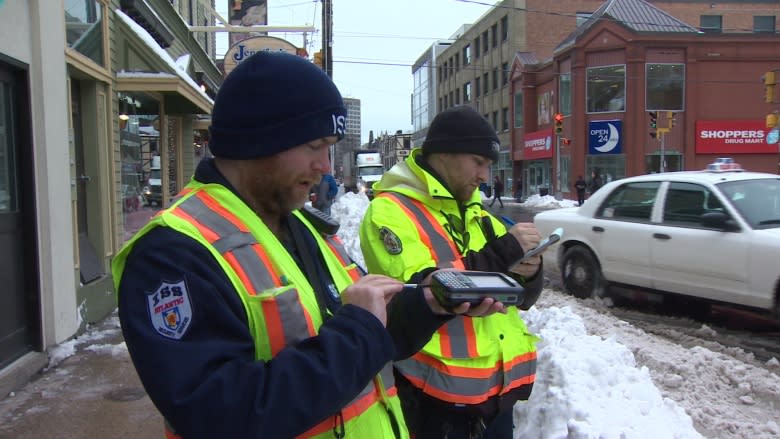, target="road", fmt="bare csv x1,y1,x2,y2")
487,198,780,362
